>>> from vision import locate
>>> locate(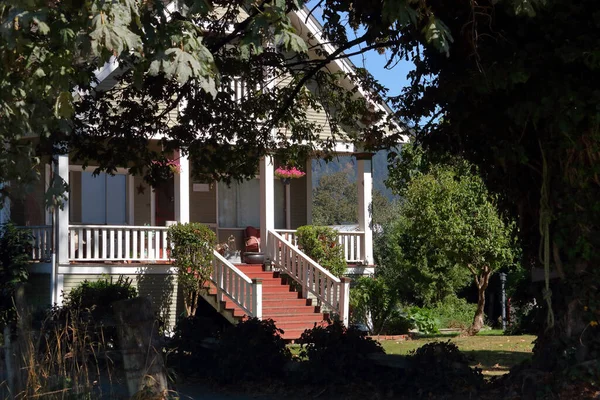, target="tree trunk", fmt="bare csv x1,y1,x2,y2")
467,267,491,336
